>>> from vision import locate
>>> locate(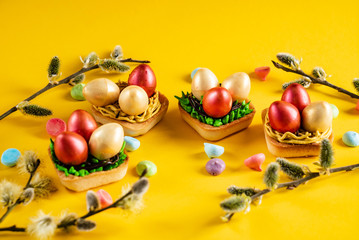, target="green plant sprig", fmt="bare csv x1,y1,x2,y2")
272,53,359,99
221,139,359,222
0,47,150,120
